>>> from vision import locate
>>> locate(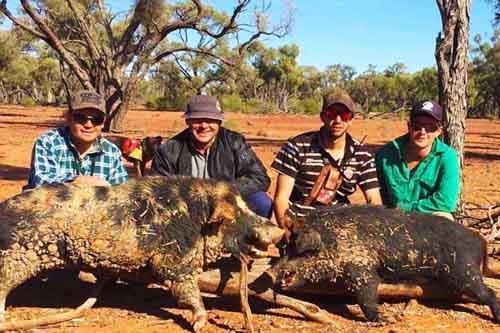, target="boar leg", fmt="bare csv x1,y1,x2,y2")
344,264,382,322
171,274,207,332
0,252,42,321
452,268,500,323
